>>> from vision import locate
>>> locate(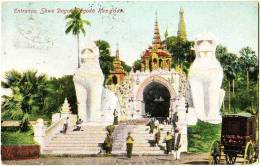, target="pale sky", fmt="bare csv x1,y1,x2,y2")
1,1,258,77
